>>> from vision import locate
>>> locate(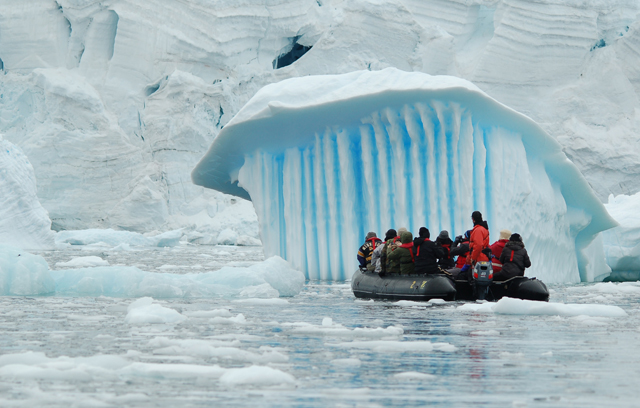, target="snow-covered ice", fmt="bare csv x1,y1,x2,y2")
193,68,616,283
